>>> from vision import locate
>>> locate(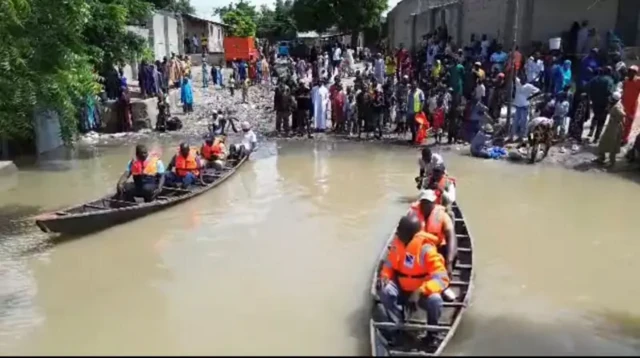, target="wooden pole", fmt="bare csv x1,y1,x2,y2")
505,0,519,136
